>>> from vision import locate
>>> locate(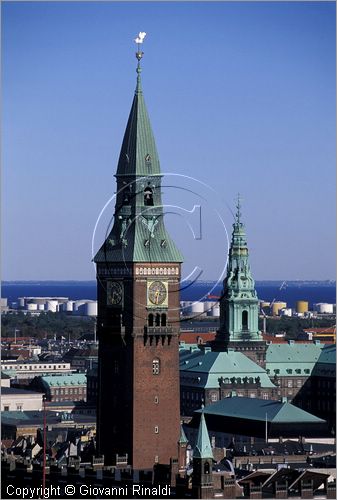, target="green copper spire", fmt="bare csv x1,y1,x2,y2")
194,412,213,459
94,38,183,264
217,197,261,343
179,424,189,445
